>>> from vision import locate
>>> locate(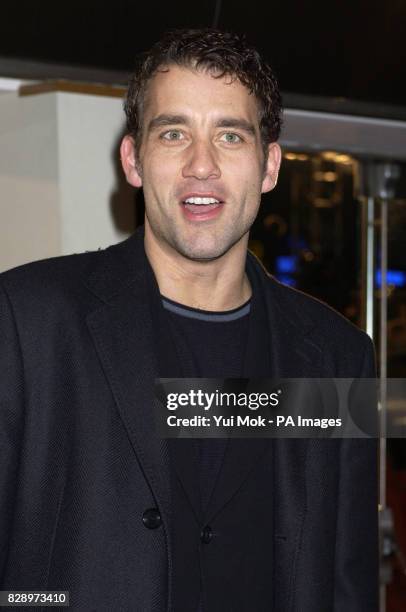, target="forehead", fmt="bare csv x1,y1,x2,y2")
143,64,260,124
